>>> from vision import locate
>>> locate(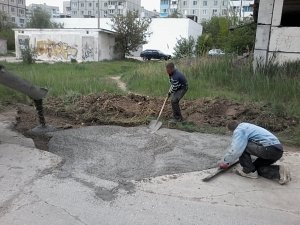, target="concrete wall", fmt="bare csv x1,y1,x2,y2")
0,39,7,55
142,18,202,56
52,18,203,57
254,0,300,66
14,29,118,62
